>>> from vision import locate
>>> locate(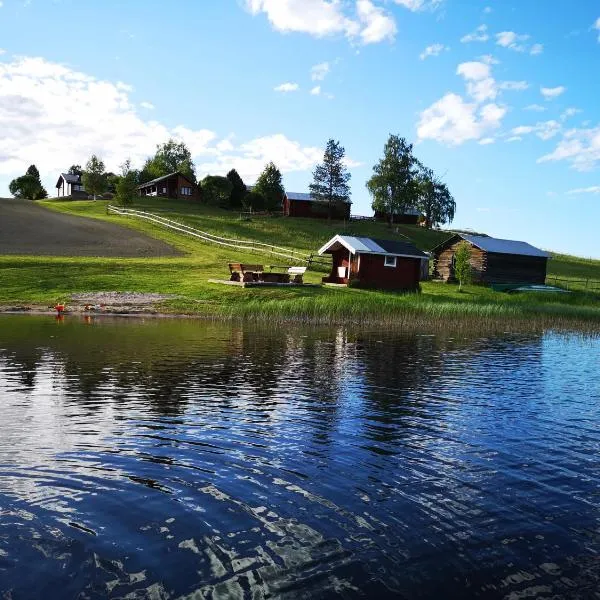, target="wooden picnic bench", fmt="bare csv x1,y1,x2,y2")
229,263,264,282
228,263,307,284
